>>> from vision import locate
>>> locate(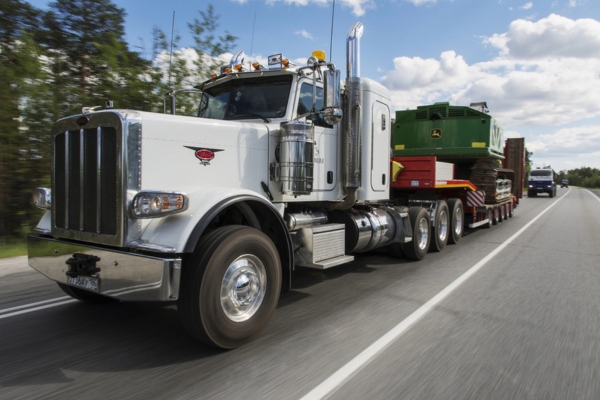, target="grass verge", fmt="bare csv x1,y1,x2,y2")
0,238,28,259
